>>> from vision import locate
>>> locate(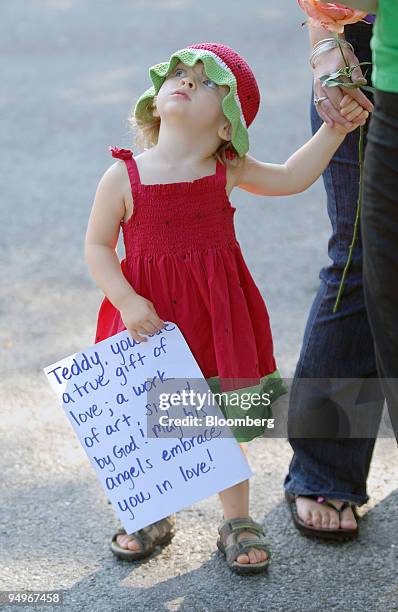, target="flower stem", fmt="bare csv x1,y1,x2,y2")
331,33,366,313
333,123,365,313
335,32,349,69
